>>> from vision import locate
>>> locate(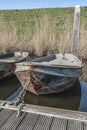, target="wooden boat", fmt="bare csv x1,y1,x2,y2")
16,53,82,77
0,52,29,79
15,53,83,95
